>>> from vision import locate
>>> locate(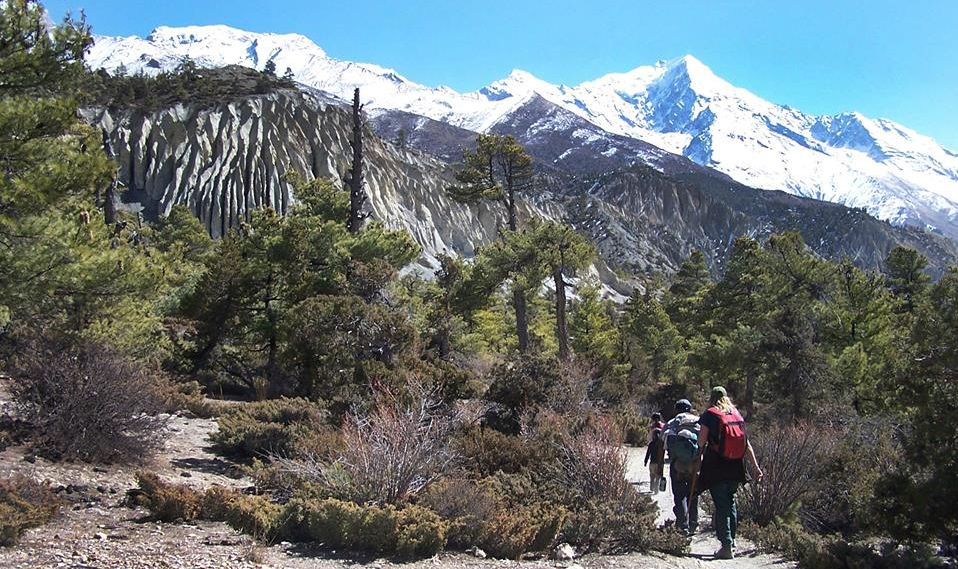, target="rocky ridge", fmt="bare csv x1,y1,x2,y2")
87,26,958,240
84,81,958,285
